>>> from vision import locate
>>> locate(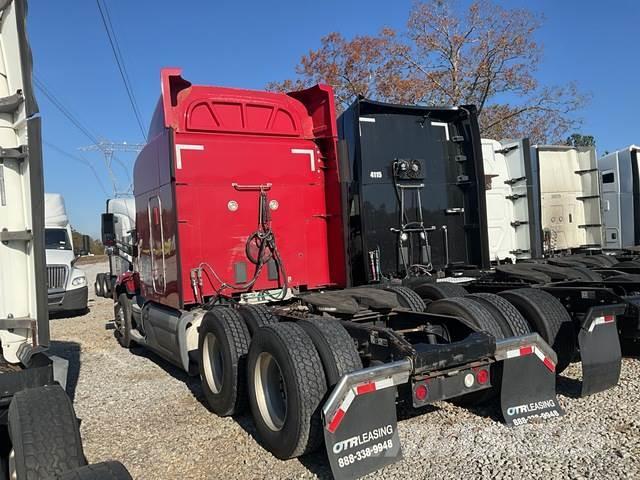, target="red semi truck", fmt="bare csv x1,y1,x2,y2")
103,69,563,479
